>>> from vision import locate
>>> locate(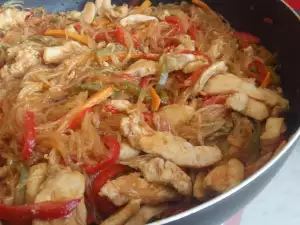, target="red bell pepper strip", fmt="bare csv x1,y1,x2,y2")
103,104,120,114
140,76,151,88
68,107,93,130
248,60,267,83
84,136,121,174
0,61,5,69
0,199,81,221
233,31,261,48
74,23,81,33
188,24,197,41
183,65,209,87
91,164,128,216
202,96,227,106
94,31,117,42
22,111,36,161
165,16,185,34
115,27,125,46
